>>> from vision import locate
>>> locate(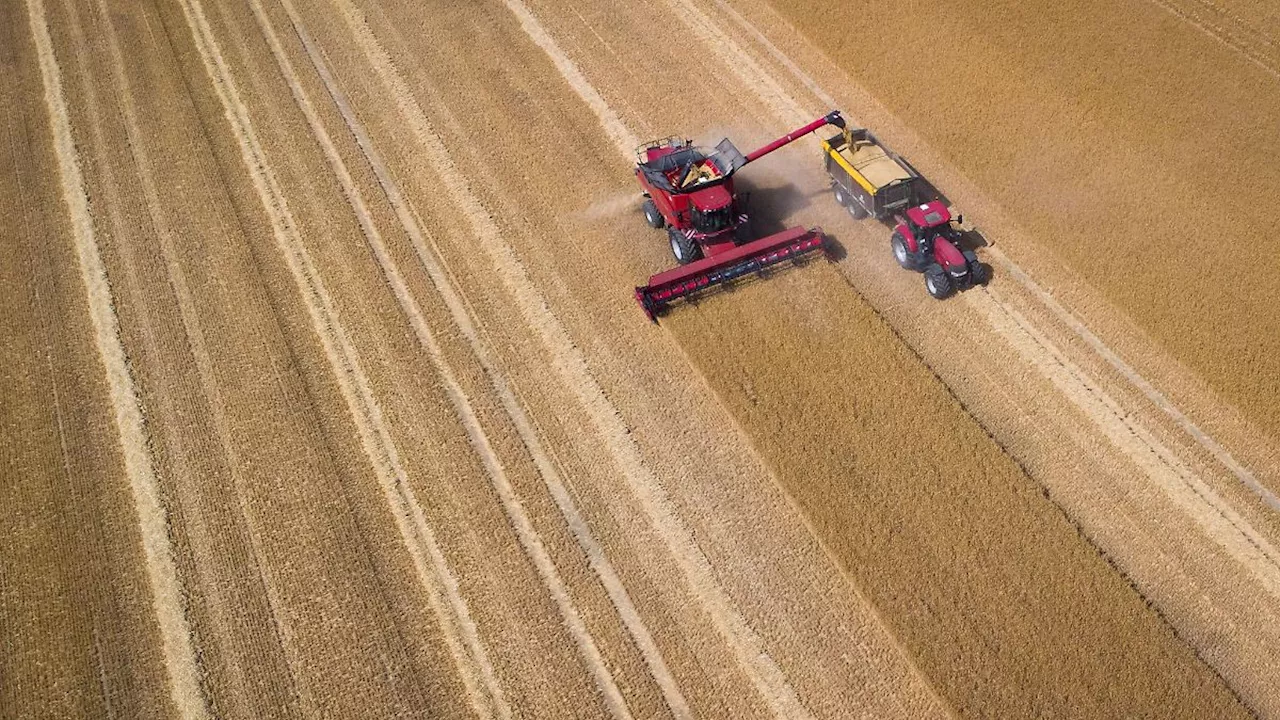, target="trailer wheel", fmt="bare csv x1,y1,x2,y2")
669,228,701,265
643,199,664,229
846,201,869,220
891,232,919,270
832,184,849,207
924,264,954,299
